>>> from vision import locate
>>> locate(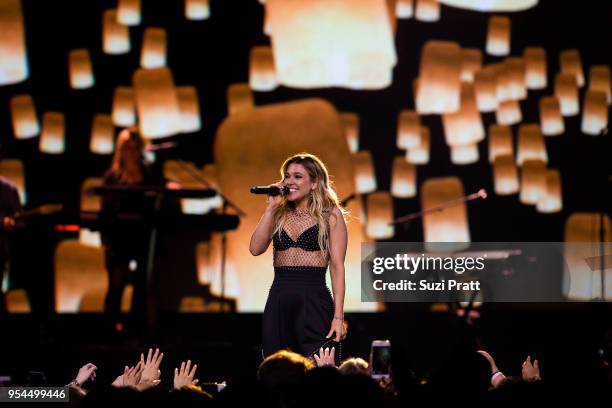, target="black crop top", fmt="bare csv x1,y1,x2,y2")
272,207,333,268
